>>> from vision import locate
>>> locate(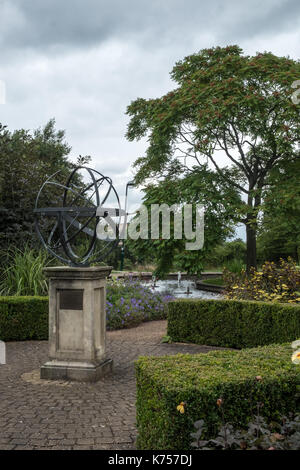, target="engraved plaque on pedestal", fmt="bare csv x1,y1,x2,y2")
59,290,83,310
